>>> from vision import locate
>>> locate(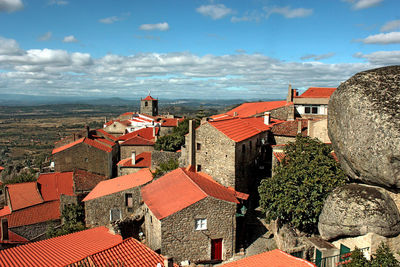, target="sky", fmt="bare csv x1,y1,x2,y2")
0,0,399,100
